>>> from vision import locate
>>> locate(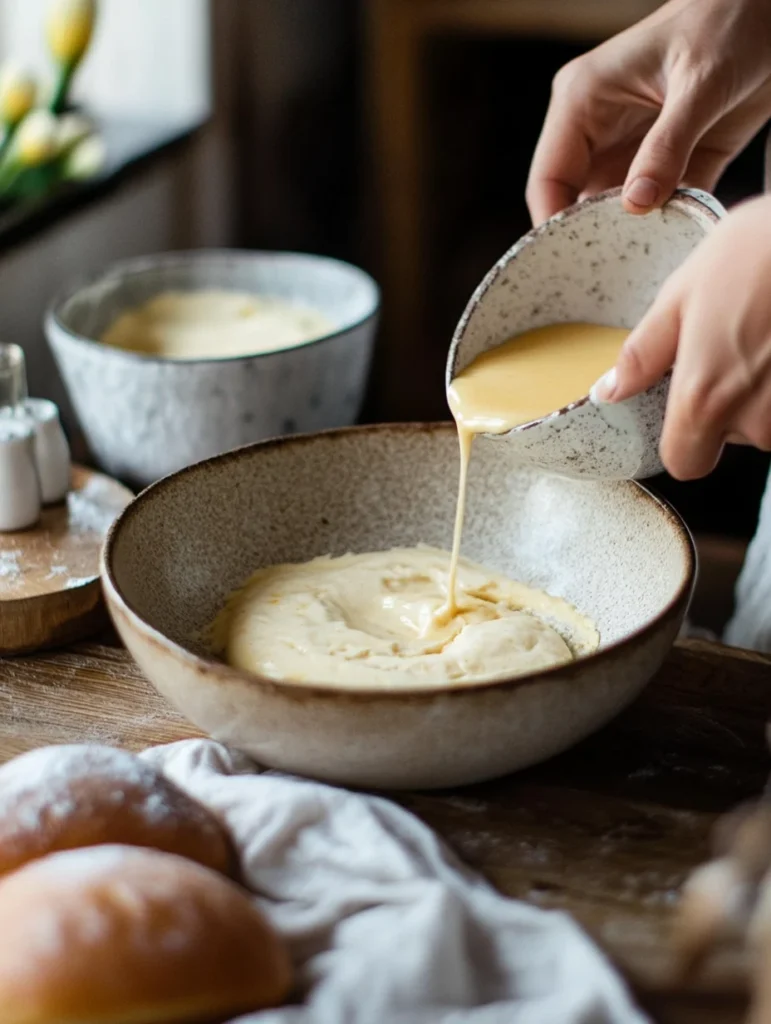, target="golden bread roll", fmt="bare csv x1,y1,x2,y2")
0,845,292,1024
0,744,236,878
